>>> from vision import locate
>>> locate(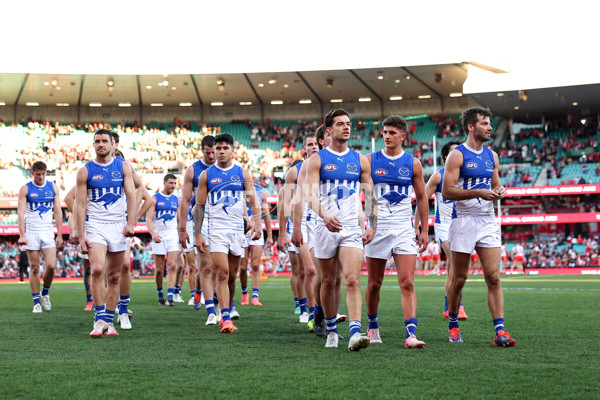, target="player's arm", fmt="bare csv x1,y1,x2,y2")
74,167,89,251
64,186,76,213
122,161,136,237
136,186,153,223
178,165,194,246
490,151,506,198
52,182,64,247
17,185,28,245
277,187,291,251
261,191,273,246
414,171,439,234
359,154,376,244
243,170,261,239
305,155,341,232
145,196,160,242
126,160,144,209
442,150,500,201
194,171,208,253
412,159,429,253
